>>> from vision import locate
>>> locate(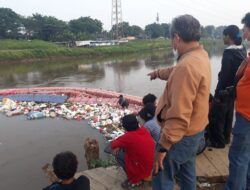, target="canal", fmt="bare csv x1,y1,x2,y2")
0,47,223,190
